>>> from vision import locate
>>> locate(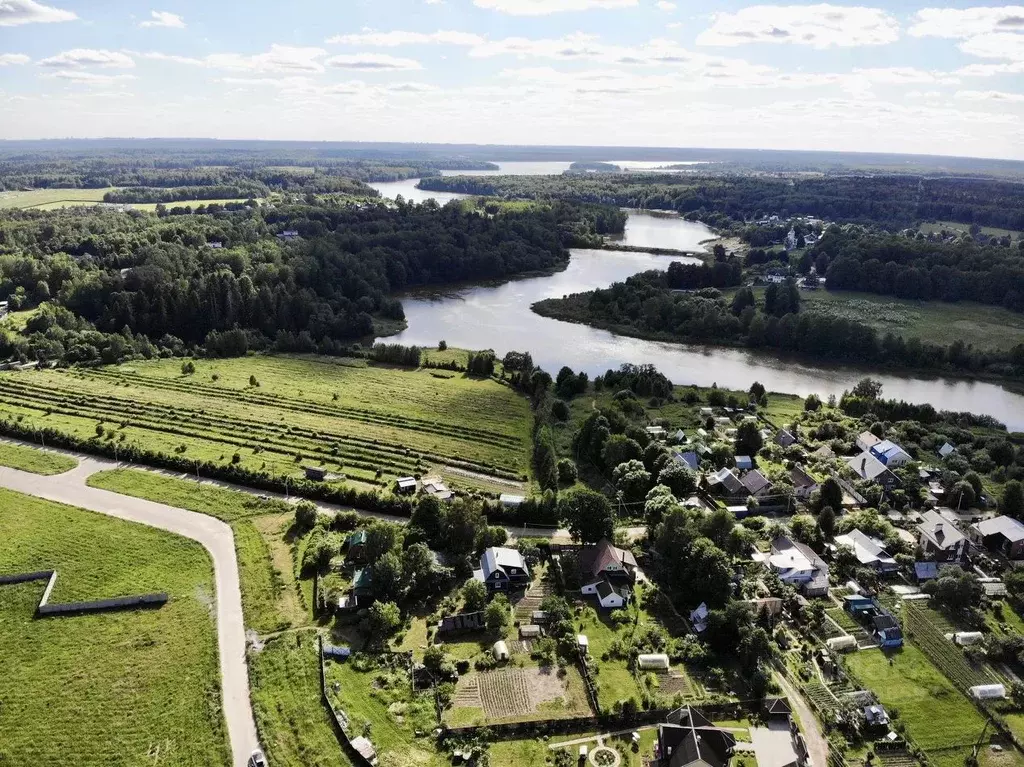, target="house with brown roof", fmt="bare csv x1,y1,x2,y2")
789,466,819,500
580,538,637,608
